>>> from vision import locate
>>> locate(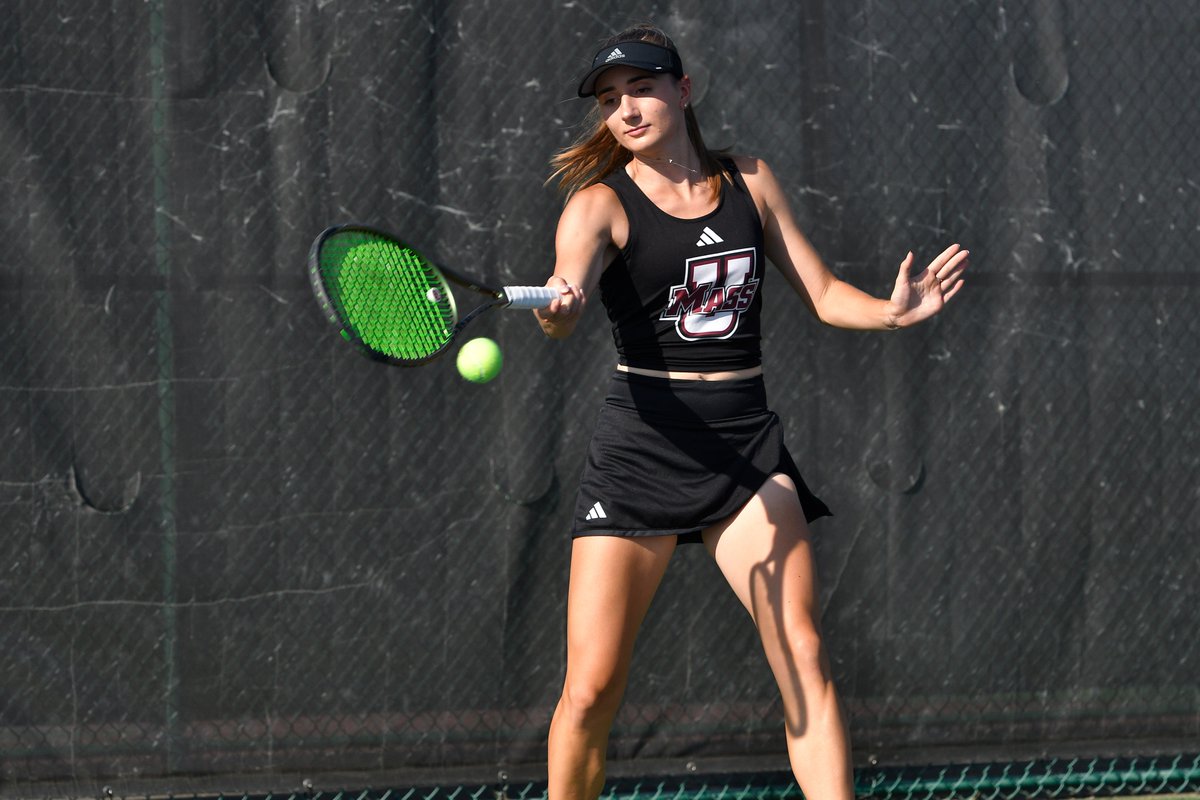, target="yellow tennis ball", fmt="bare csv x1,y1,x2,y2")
456,337,502,383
